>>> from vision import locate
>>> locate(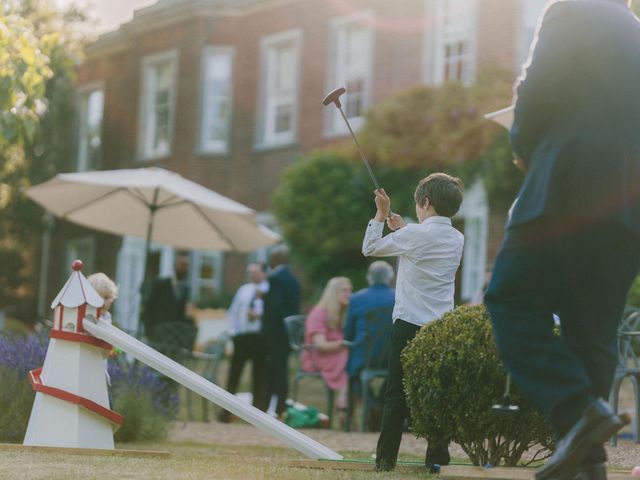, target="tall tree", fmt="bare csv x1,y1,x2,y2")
0,1,90,316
